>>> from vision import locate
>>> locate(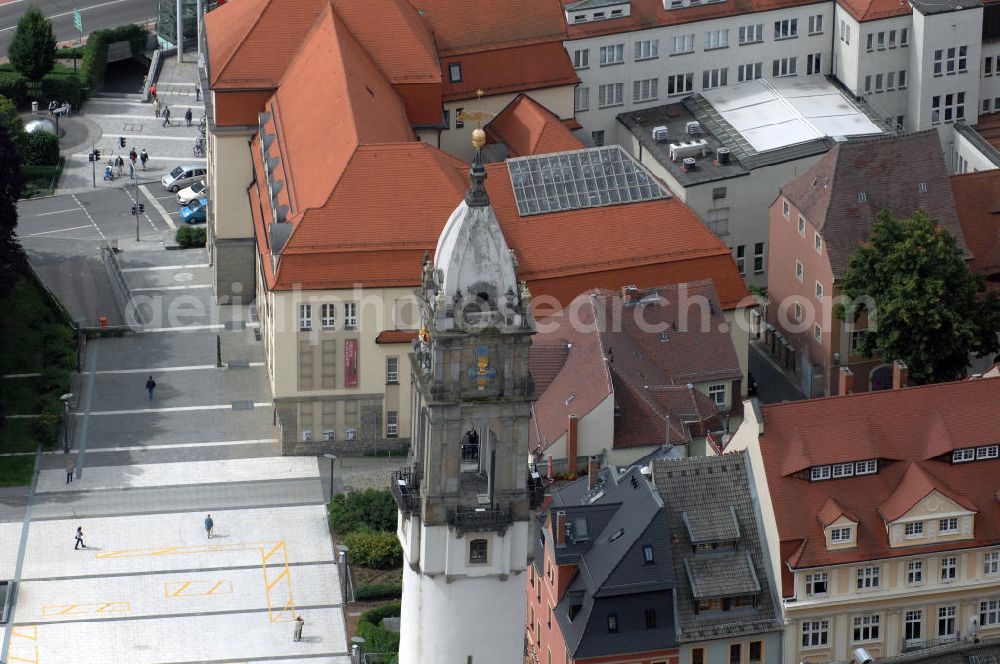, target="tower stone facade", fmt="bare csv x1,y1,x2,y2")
394,131,543,664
